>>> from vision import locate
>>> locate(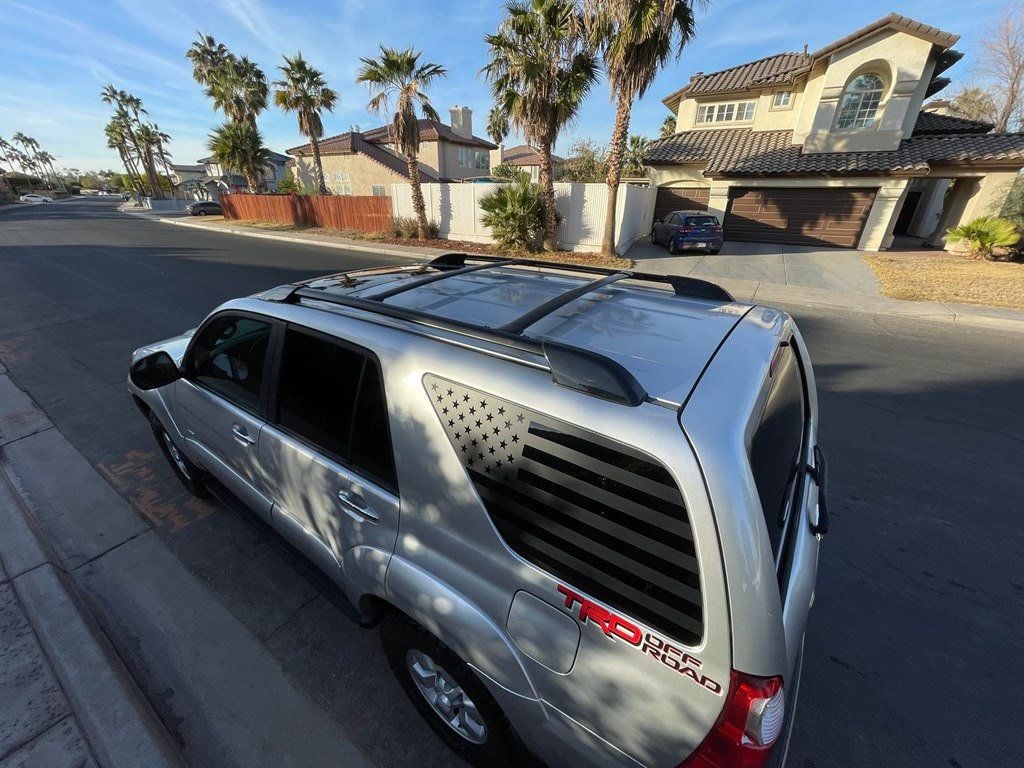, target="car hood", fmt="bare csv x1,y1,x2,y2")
131,329,197,366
